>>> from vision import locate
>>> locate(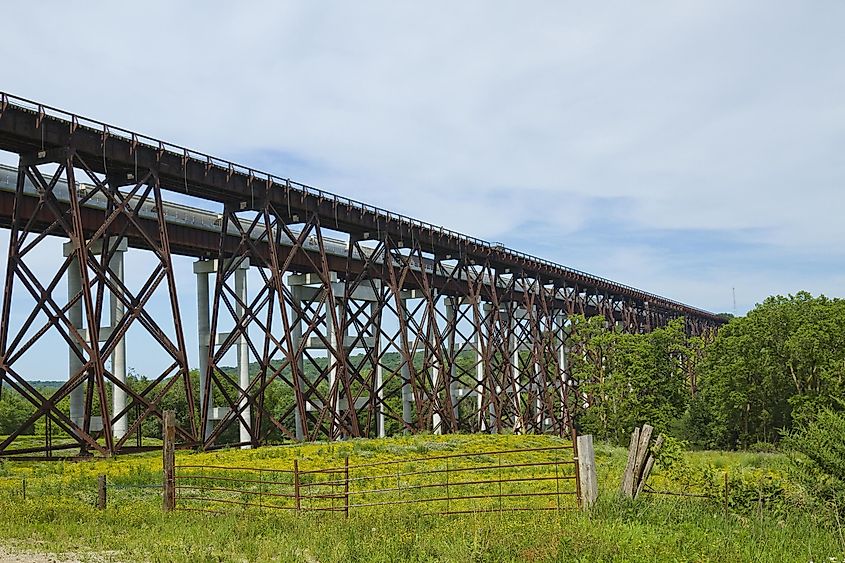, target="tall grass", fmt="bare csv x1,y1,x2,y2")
0,434,842,562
